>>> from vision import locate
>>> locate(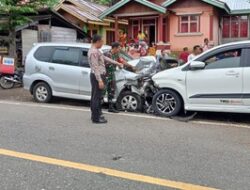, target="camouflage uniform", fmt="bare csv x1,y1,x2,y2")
104,51,119,104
